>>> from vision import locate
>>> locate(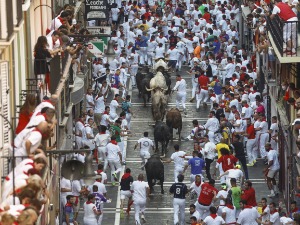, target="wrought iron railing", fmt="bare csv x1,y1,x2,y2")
266,15,298,57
